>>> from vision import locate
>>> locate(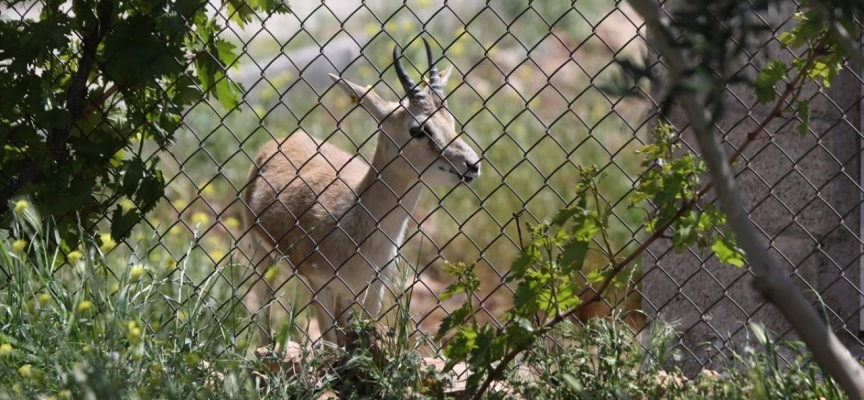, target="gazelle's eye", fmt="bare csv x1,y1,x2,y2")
409,126,429,139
